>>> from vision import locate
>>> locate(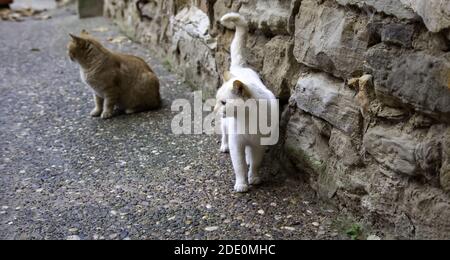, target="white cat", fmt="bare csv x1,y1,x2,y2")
215,13,279,193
